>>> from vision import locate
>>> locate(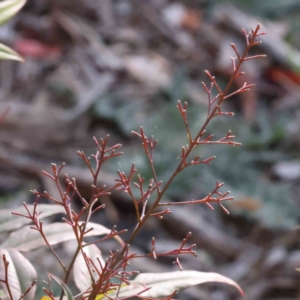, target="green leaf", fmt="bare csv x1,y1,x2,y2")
73,244,104,293
0,204,67,233
49,274,73,300
0,248,37,300
0,43,23,61
100,270,244,299
0,222,117,251
0,0,26,26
